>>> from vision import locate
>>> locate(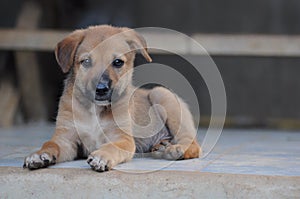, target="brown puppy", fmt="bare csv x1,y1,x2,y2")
23,25,201,172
